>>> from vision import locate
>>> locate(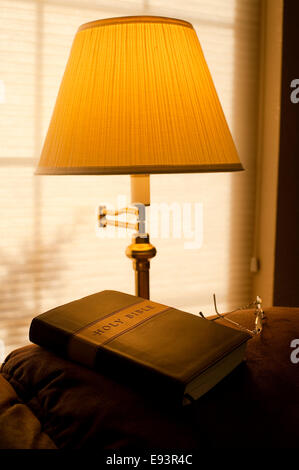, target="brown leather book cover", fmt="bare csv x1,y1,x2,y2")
29,290,250,404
